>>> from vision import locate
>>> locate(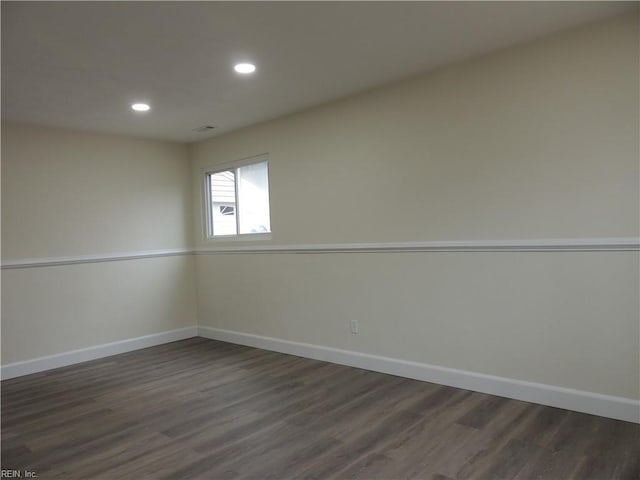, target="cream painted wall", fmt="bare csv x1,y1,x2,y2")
2,123,193,259
196,252,639,399
191,14,638,246
2,123,197,364
191,14,640,399
3,256,196,363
